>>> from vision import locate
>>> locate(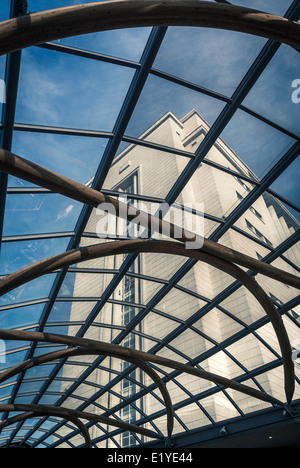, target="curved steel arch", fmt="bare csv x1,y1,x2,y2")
0,347,174,439
0,1,299,57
